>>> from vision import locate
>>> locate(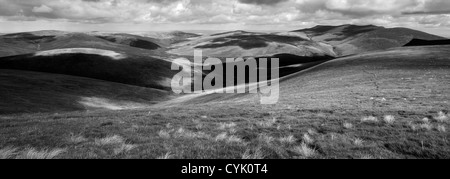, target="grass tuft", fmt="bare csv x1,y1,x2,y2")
158,130,171,139
218,122,237,130
343,122,353,129
68,133,88,144
258,134,275,144
361,116,378,123
175,128,211,139
258,118,277,128
360,155,374,159
166,123,172,129
353,138,364,146
242,147,265,159
383,115,396,124
195,123,204,130
113,144,136,155
420,123,433,131
293,143,317,158
95,135,124,146
408,121,418,131
437,125,446,132
435,111,448,122
302,133,314,144
307,129,318,135
279,135,297,144
157,152,174,159
227,135,244,143
215,132,243,144
0,147,18,159
215,132,228,141
17,148,66,159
